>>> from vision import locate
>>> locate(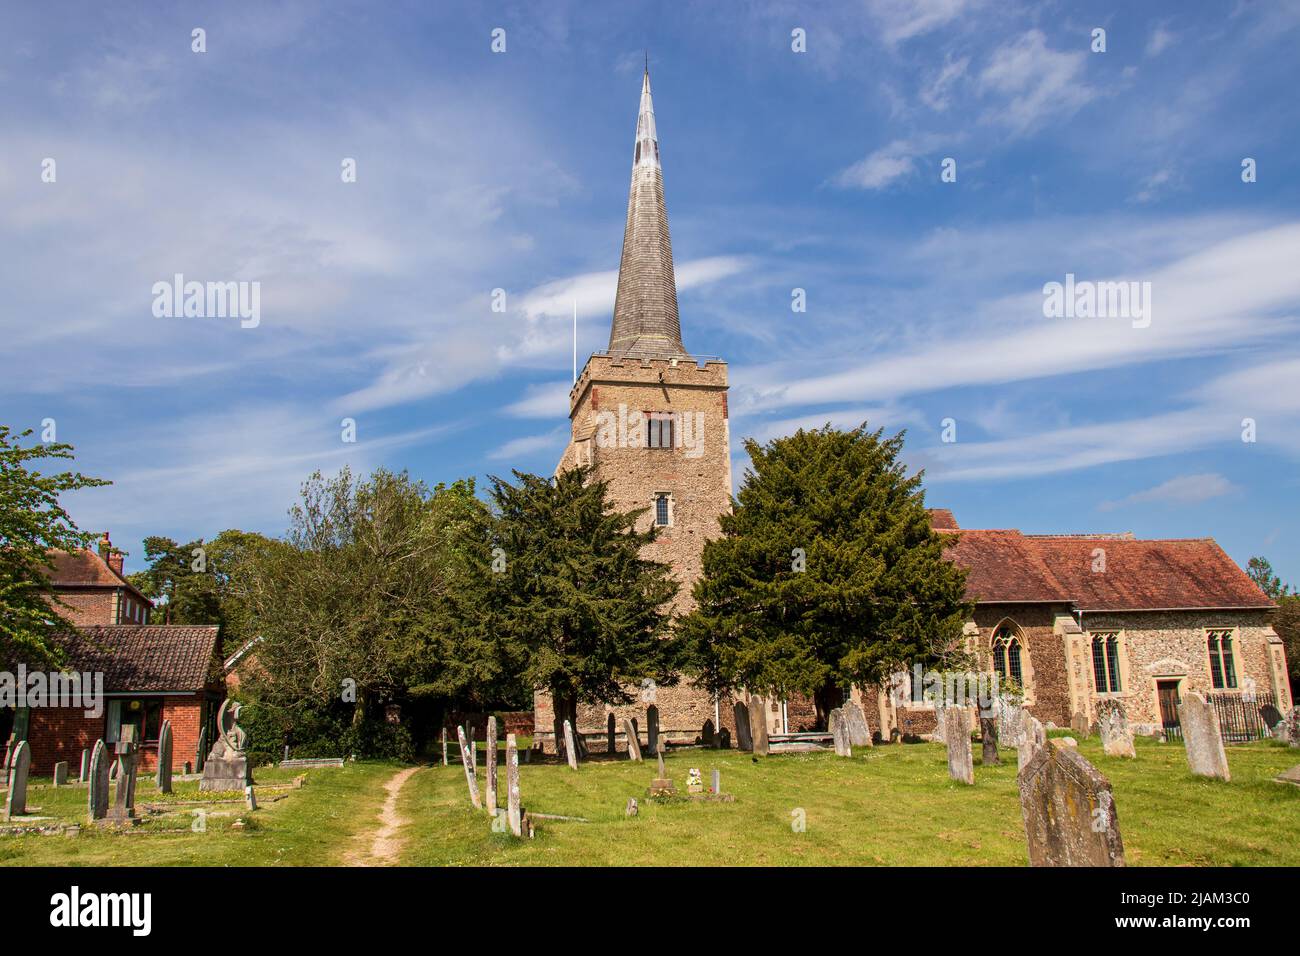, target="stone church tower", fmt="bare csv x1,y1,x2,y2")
537,67,737,750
